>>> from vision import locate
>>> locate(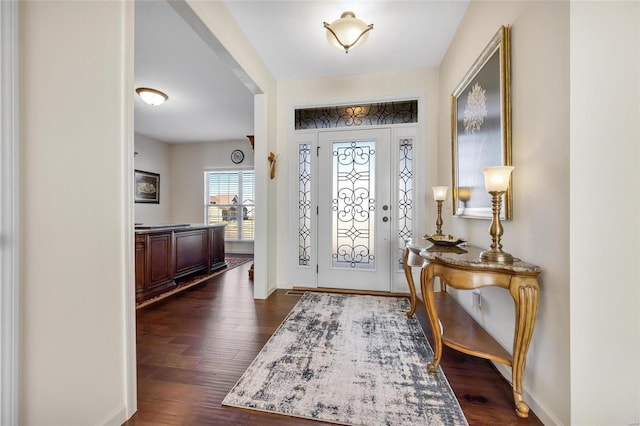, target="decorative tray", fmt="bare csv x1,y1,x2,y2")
423,234,467,247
